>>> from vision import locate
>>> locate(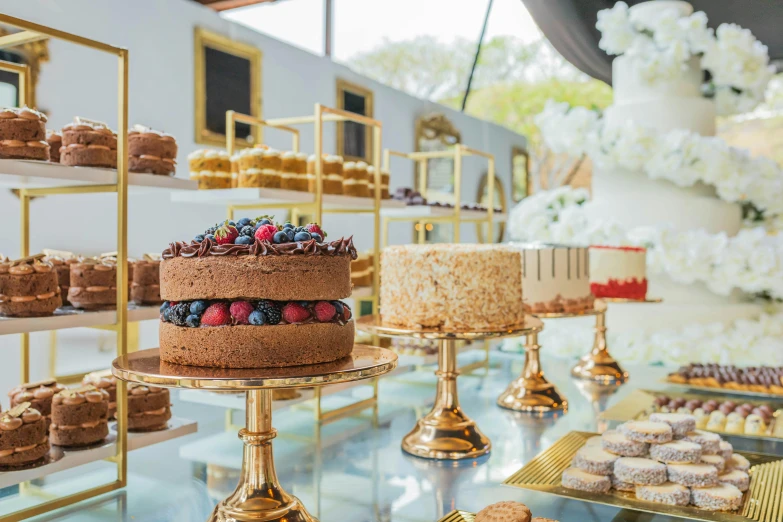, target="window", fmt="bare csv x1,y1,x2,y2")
336,79,373,162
